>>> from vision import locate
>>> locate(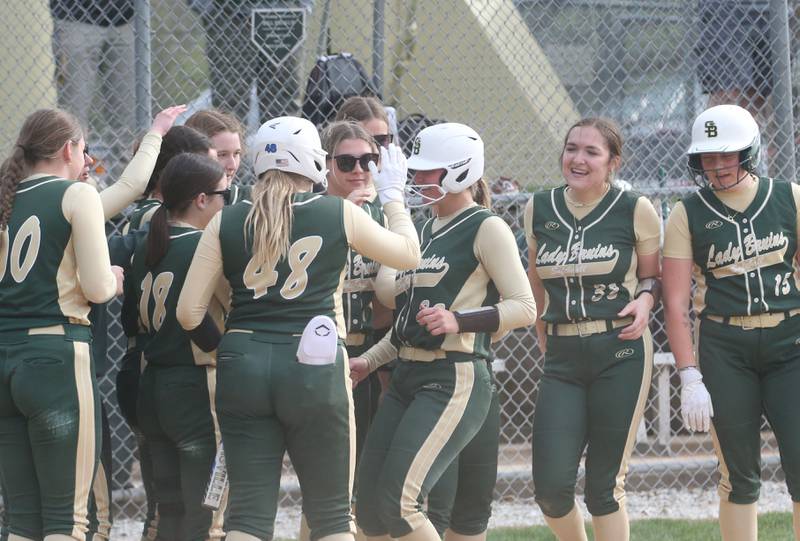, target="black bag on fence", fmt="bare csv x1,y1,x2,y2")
397,113,447,156
302,52,376,127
